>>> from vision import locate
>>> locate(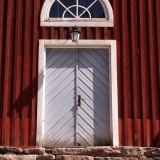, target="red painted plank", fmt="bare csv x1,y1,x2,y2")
155,120,160,146
0,0,5,146
81,27,87,39
147,0,158,146
59,27,64,39
88,27,94,39
156,1,160,147
147,120,152,146
9,0,16,146
156,0,160,121
107,28,112,39
68,27,73,40
137,119,144,146
42,27,47,39
54,27,59,39
50,28,53,39
12,0,20,146
127,119,134,146
103,27,108,40
112,0,123,120
13,0,24,146
2,0,13,146
122,0,132,146
130,0,139,146
86,27,91,39
30,0,39,146
0,118,2,145
118,118,124,146
45,28,50,39
139,0,149,147
95,27,99,39
0,0,5,132
22,0,32,146
99,28,104,39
